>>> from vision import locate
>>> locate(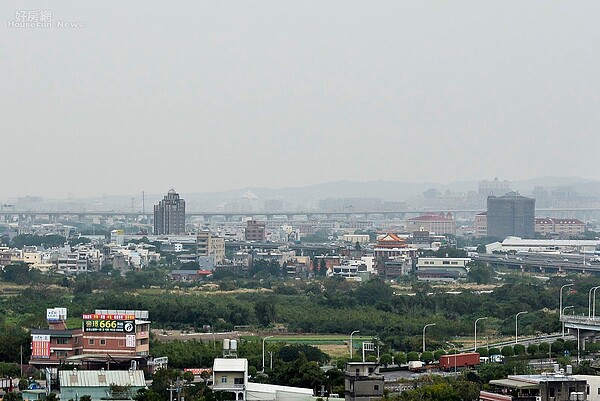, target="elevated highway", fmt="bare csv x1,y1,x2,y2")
2,206,600,223
476,253,600,275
